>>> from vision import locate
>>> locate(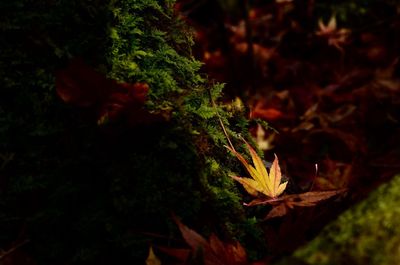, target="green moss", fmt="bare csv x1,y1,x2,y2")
277,174,400,265
0,0,263,263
